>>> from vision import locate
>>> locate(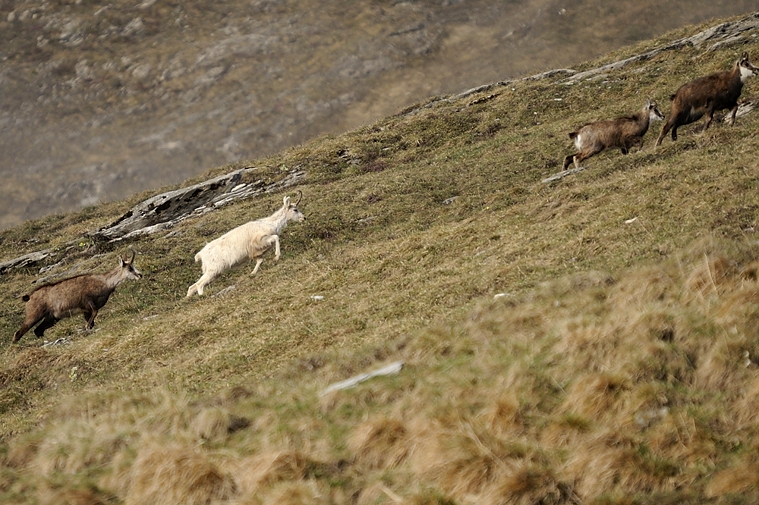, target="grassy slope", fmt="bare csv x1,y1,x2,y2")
1,16,759,504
